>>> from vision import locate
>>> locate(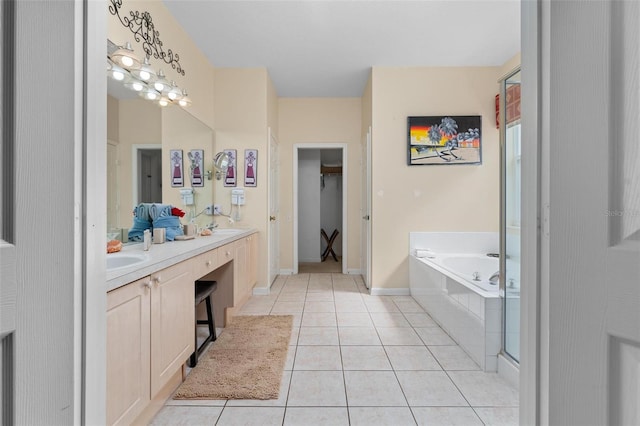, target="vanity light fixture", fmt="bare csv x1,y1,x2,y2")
110,42,141,70
107,39,192,108
178,90,192,107
153,69,169,93
130,56,156,82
